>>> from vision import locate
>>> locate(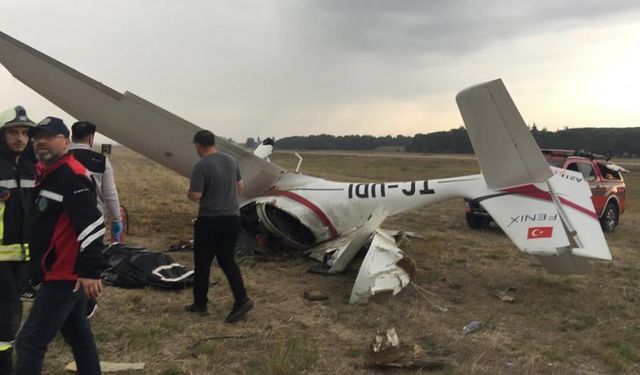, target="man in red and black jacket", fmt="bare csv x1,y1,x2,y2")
14,117,105,375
